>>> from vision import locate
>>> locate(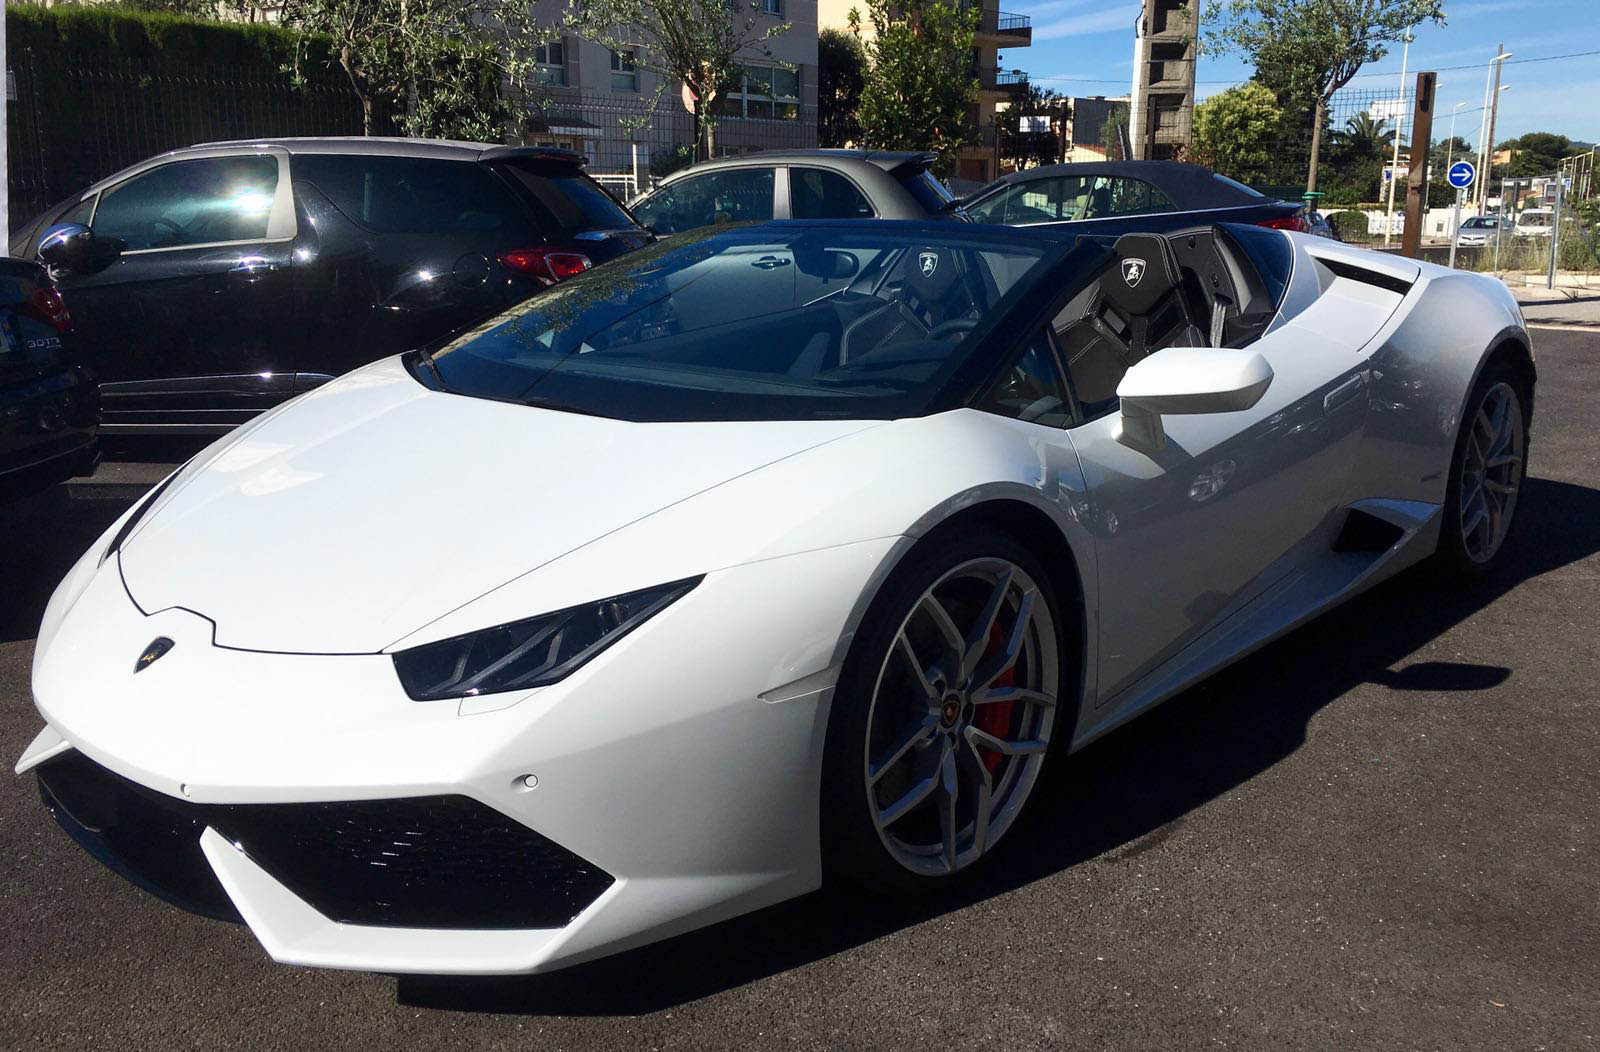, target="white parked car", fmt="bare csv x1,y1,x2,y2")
1514,208,1554,236
18,219,1535,977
